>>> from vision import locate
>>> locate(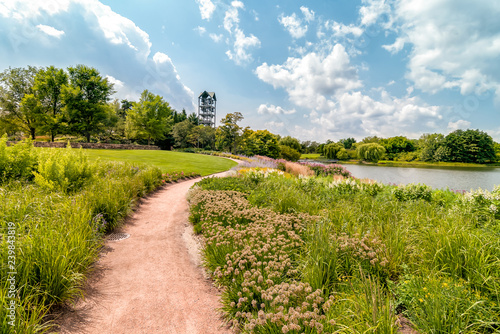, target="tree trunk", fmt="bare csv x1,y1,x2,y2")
30,127,36,140
51,132,55,142
86,133,91,143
